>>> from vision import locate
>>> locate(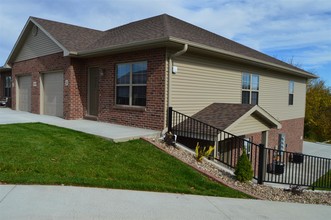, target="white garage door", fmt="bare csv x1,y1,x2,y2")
43,72,63,117
18,75,31,112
